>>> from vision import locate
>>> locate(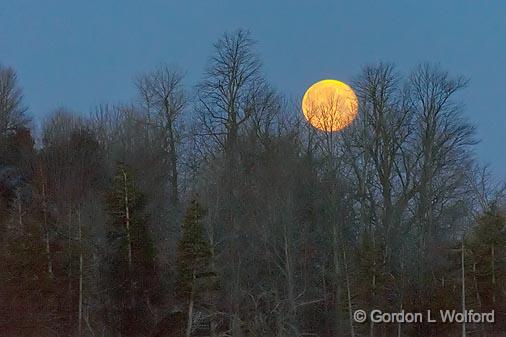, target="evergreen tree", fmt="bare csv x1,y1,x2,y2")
176,199,215,337
105,163,158,336
468,205,506,317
